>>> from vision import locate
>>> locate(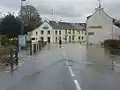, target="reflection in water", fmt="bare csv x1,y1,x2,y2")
86,45,120,72
47,43,51,50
